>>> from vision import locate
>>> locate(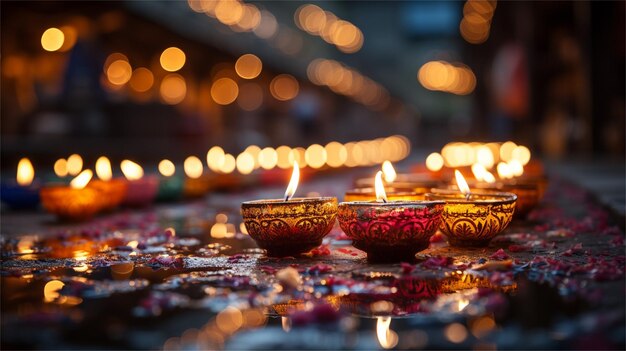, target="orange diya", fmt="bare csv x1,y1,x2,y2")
182,156,211,198
426,171,516,247
40,170,103,220
241,162,338,257
87,156,127,211
338,171,445,262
